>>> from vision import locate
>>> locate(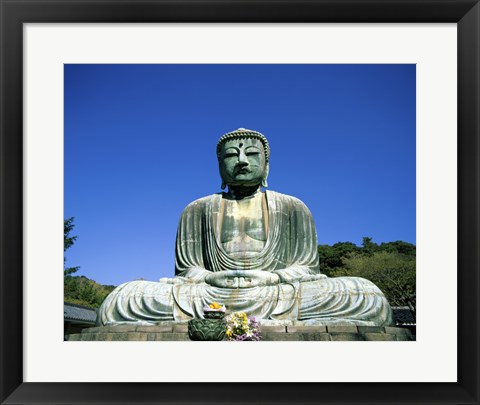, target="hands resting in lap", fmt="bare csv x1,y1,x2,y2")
159,269,326,287
205,270,280,288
